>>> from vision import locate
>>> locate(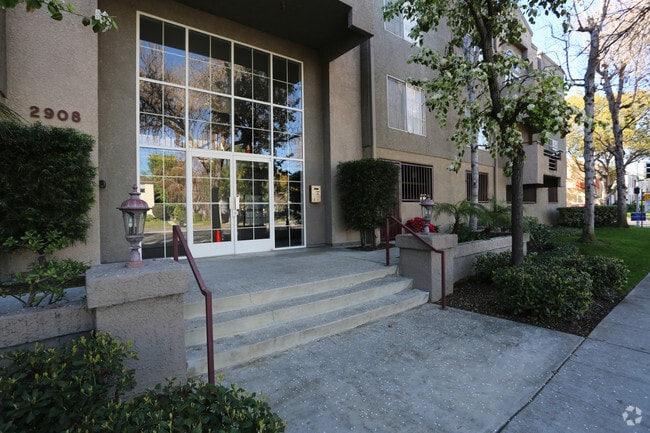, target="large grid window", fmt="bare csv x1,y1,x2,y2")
387,76,425,136
138,14,304,257
465,171,489,202
401,163,433,202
